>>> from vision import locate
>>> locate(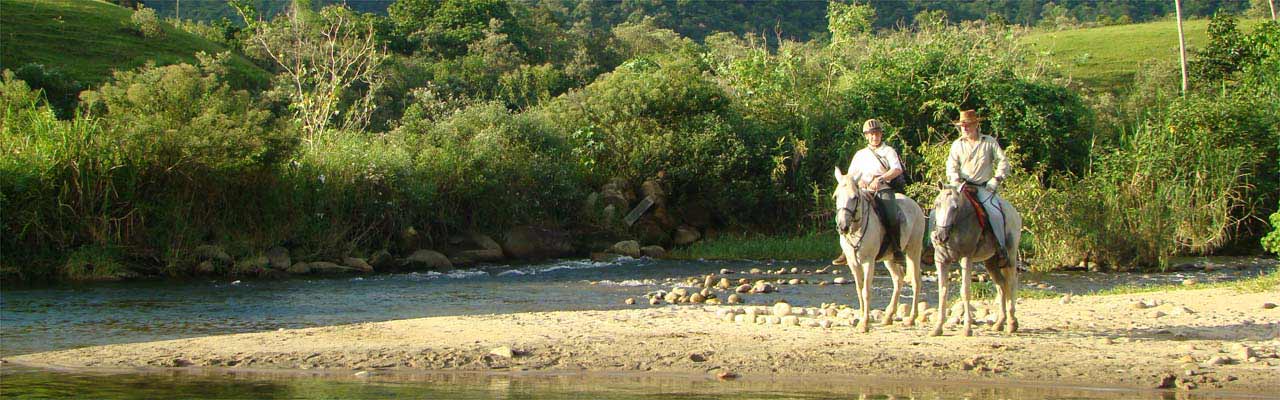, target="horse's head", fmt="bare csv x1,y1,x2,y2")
833,167,867,235
931,183,963,244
